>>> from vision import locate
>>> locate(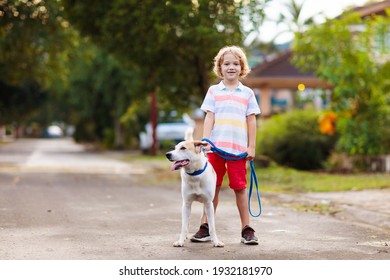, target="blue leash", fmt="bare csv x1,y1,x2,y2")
201,138,262,217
